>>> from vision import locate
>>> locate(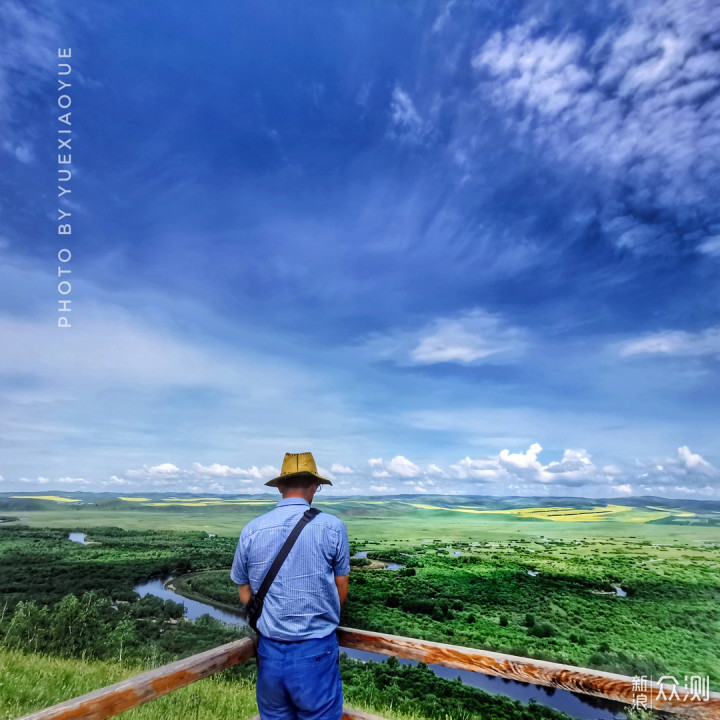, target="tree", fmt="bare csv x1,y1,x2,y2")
109,617,136,662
